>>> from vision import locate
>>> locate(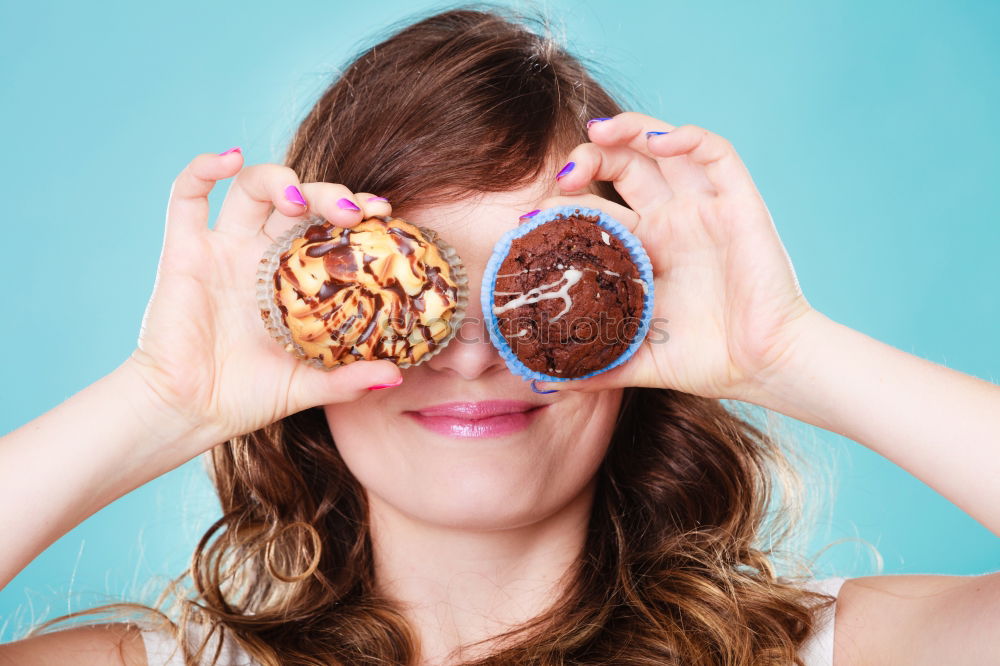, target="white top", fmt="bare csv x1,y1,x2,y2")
798,576,848,665
141,577,847,665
